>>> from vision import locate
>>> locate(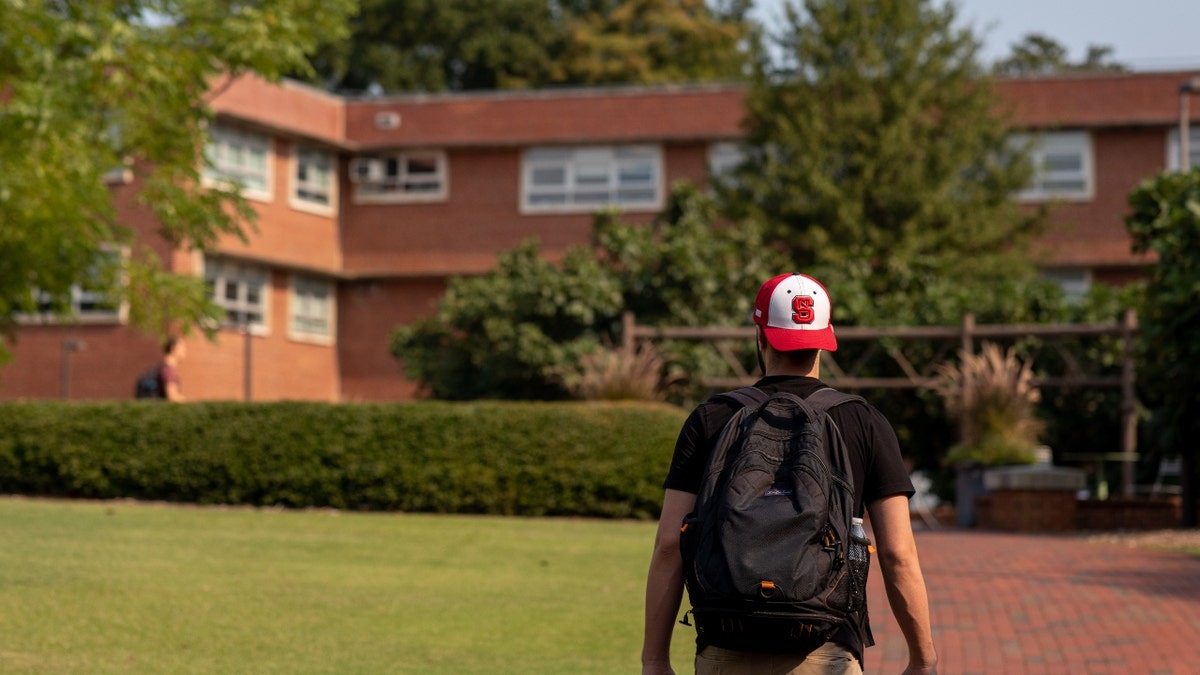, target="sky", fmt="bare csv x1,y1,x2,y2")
751,0,1200,72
